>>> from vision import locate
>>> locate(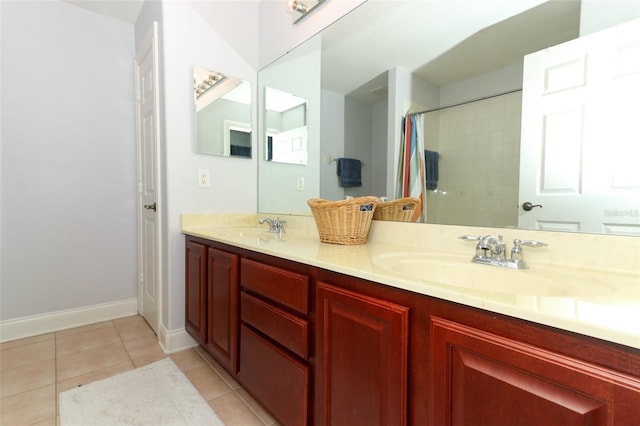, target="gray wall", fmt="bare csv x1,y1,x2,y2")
1,0,137,320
